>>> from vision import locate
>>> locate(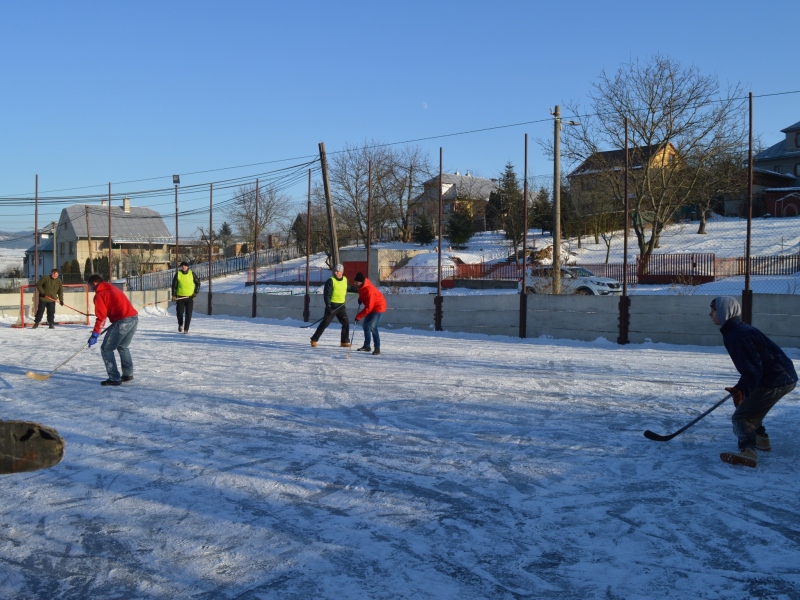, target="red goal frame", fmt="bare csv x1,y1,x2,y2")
13,283,91,328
